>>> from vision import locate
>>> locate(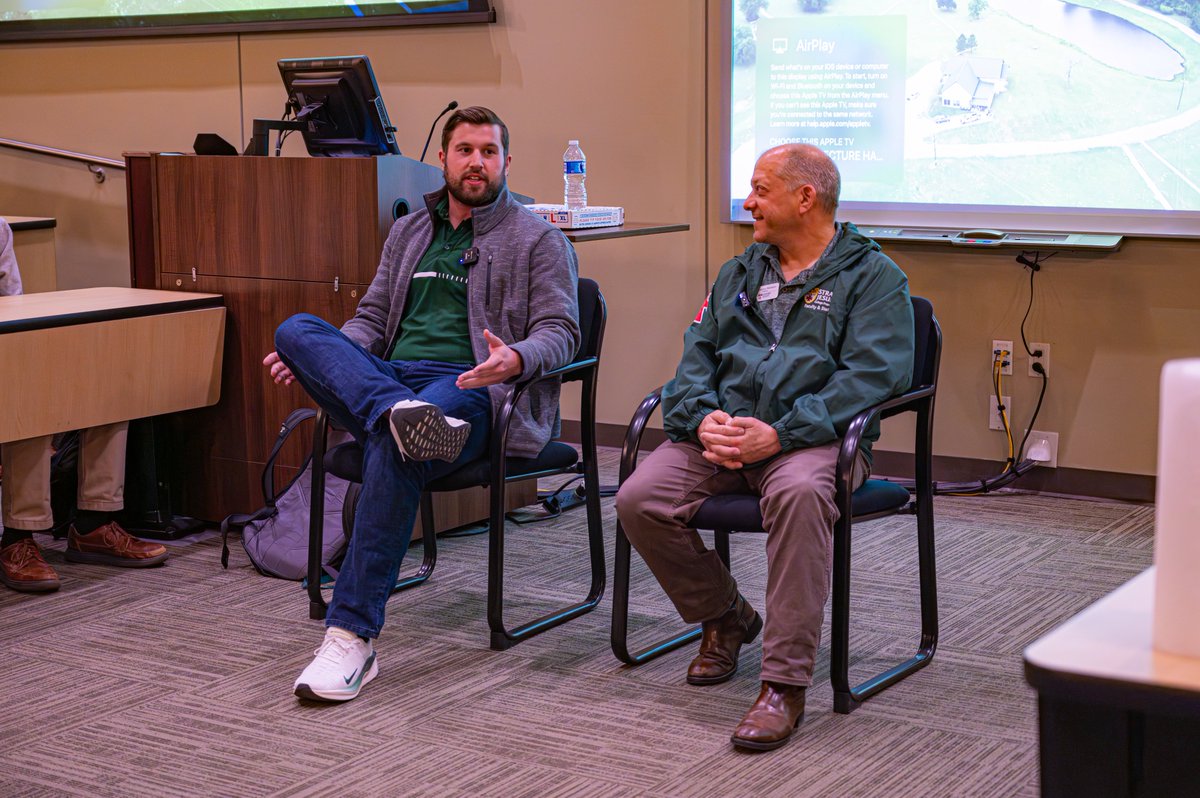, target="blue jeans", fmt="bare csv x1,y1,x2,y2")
274,313,492,639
